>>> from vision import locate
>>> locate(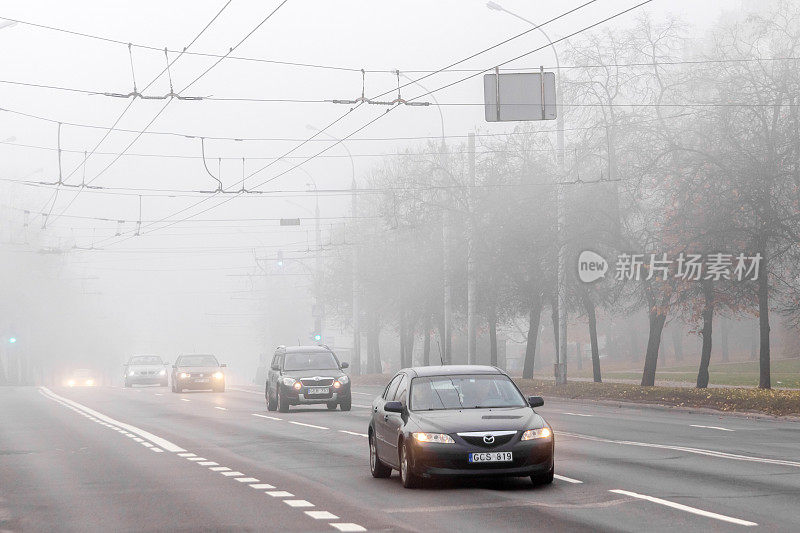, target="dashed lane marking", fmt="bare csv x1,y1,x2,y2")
554,474,583,484
352,404,372,409
180,398,191,402
150,447,164,453
690,424,734,432
178,453,196,457
221,471,244,477
338,430,368,438
235,478,260,483
187,457,206,461
609,489,757,526
249,484,275,489
561,412,593,417
214,406,228,411
198,461,218,466
351,392,372,396
252,413,282,420
289,421,329,430
284,500,314,508
266,491,294,498
209,467,231,471
330,524,367,532
307,511,339,520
